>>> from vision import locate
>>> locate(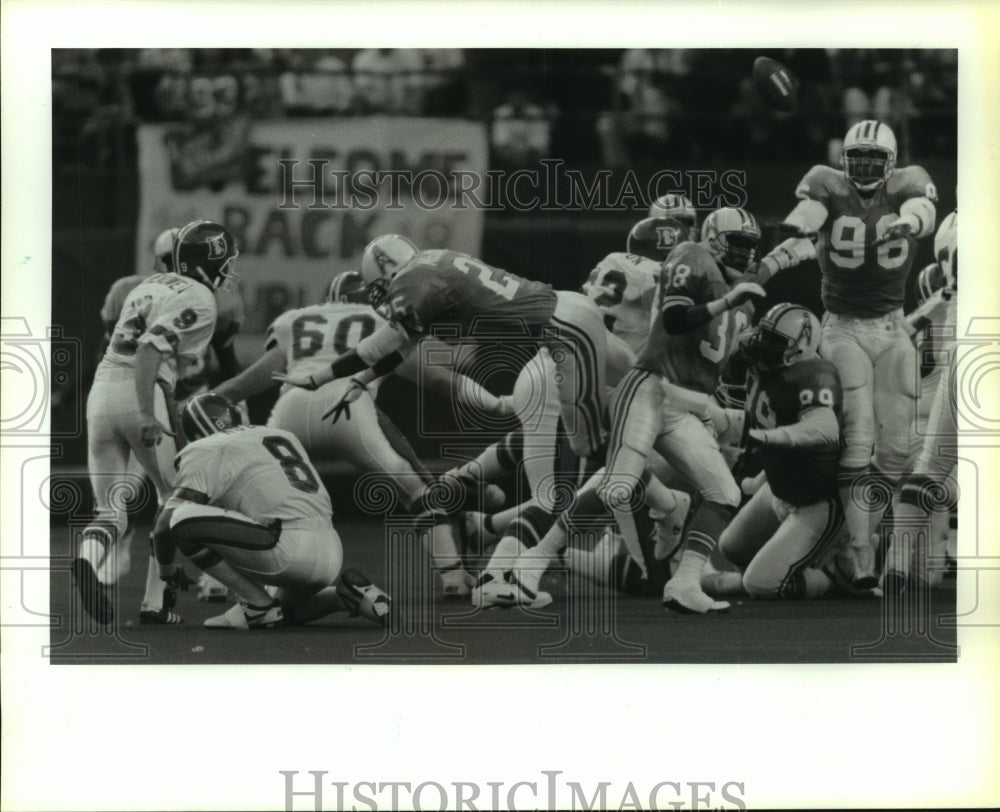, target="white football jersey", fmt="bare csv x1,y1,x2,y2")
173,425,333,524
101,273,217,386
267,302,386,390
583,252,660,355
